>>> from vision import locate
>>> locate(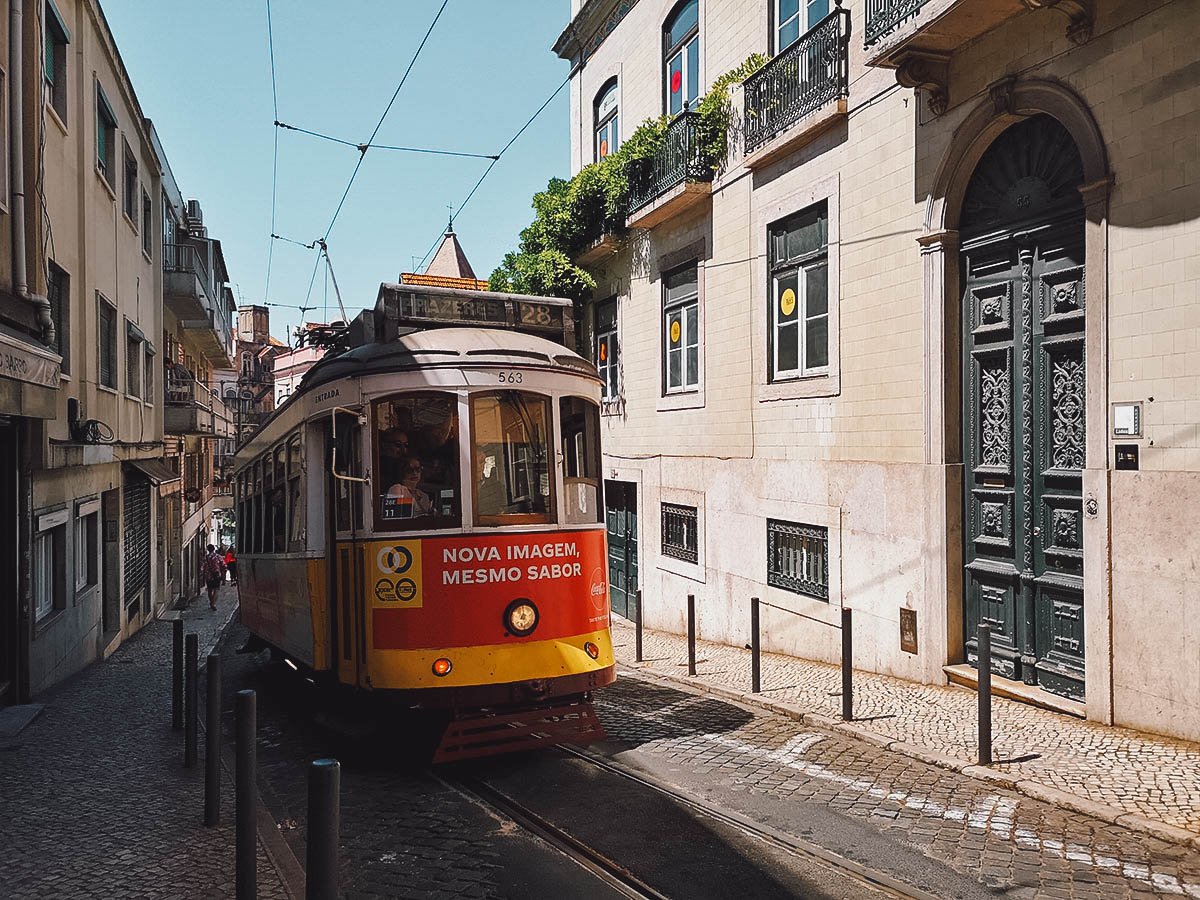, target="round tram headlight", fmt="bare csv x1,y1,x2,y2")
584,641,600,660
504,598,539,637
432,657,453,677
